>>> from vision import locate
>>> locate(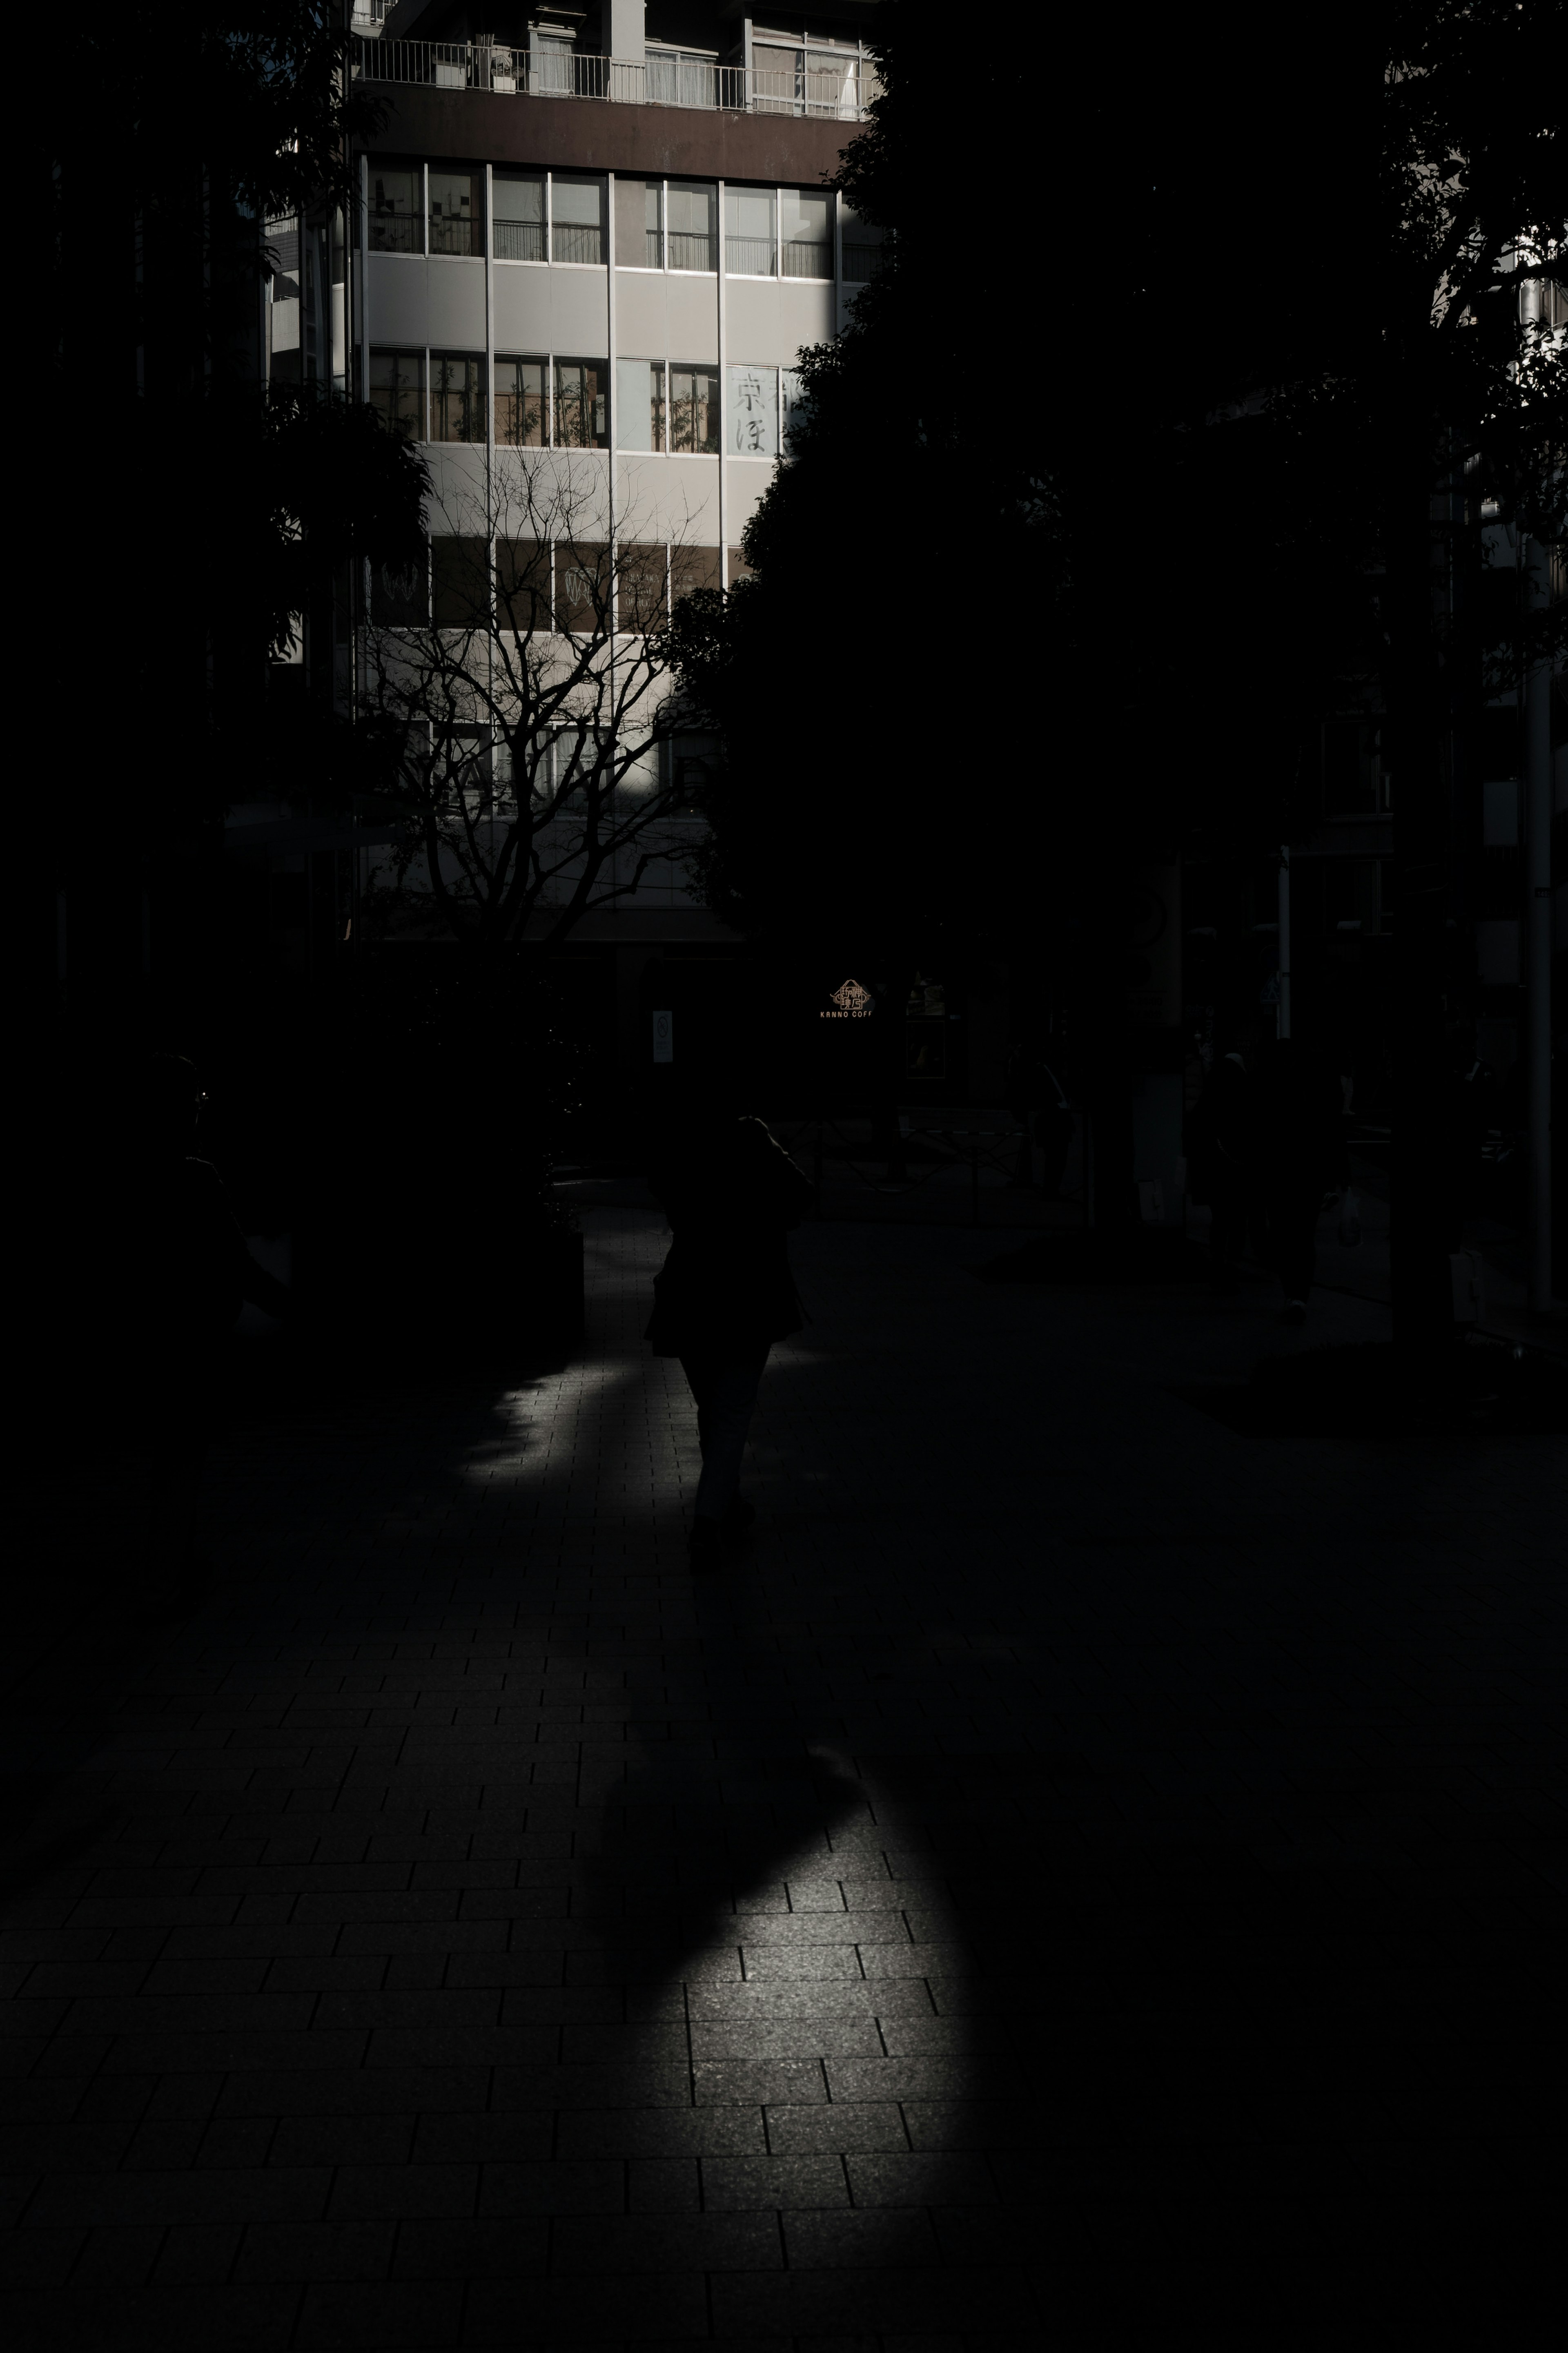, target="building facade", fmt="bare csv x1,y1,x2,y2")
234,2,883,1108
